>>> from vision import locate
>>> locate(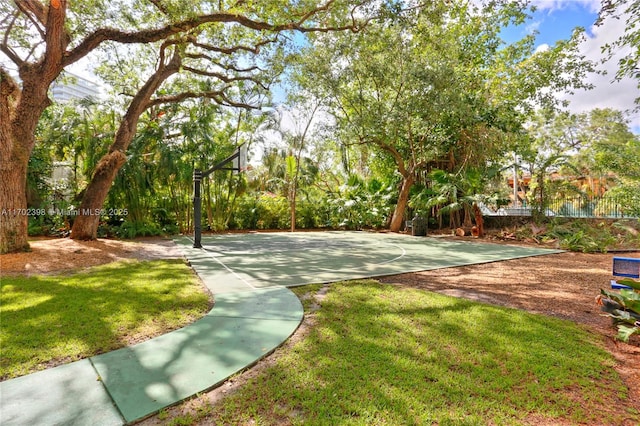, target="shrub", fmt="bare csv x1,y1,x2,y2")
547,220,617,253
598,278,640,343
255,193,289,230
